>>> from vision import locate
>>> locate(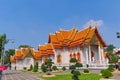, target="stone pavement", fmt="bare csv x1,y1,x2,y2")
1,70,42,80
1,69,120,80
